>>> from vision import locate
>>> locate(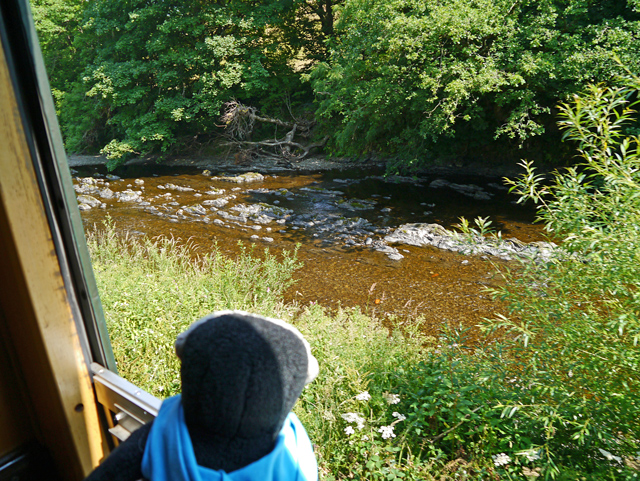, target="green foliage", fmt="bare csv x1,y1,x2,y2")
34,0,640,170
279,0,343,66
86,219,301,396
484,73,640,477
312,0,640,164
91,213,640,478
30,0,85,115
62,0,316,166
293,306,439,480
